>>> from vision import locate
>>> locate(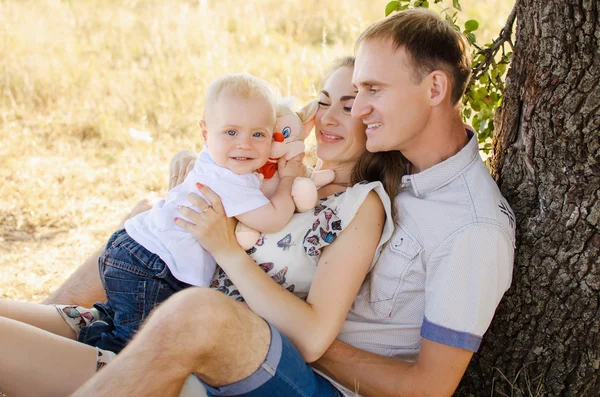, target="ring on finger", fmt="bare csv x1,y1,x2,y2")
201,207,210,214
